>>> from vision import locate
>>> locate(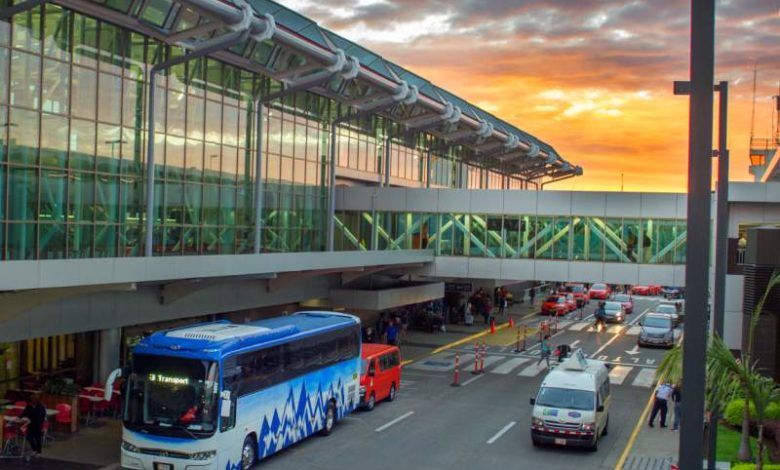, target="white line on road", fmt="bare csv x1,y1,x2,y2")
590,330,624,358
487,421,517,444
569,339,581,348
625,326,642,336
608,365,633,385
375,411,415,433
491,357,529,375
518,362,548,377
632,367,656,387
568,322,590,332
461,373,485,387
